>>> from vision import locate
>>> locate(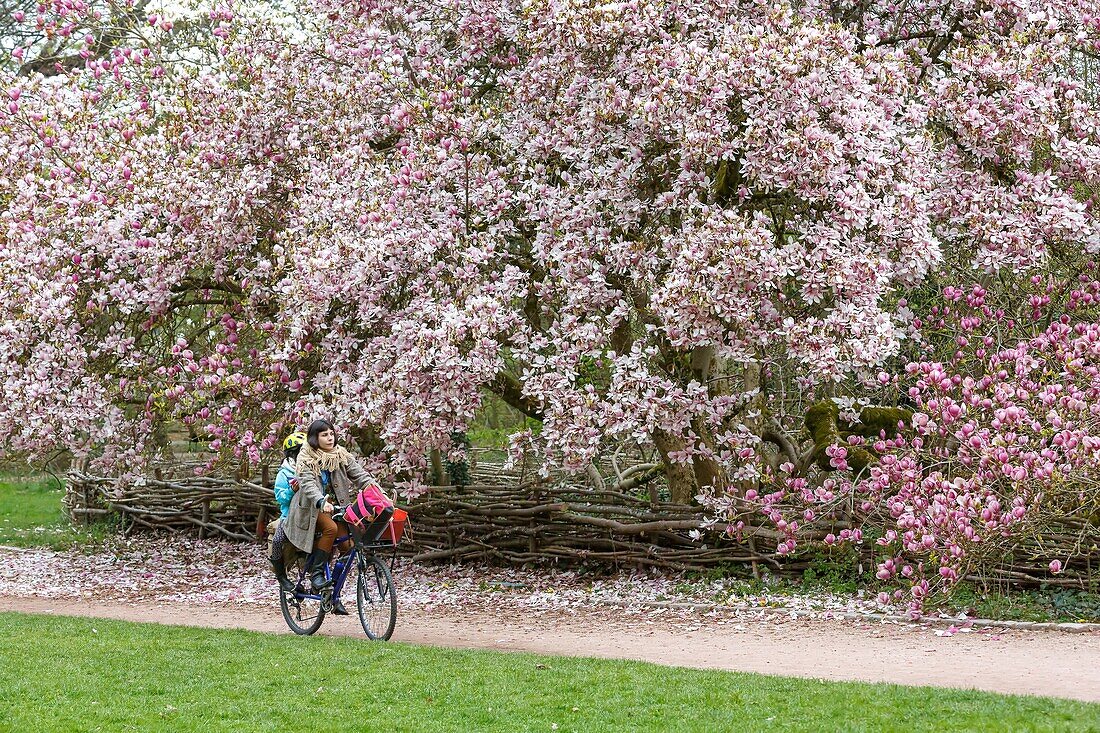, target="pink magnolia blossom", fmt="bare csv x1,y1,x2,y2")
0,1,1097,605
